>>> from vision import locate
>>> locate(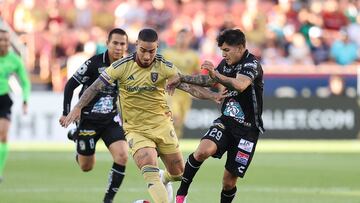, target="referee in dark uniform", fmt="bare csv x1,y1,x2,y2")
59,28,128,203
167,29,264,203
